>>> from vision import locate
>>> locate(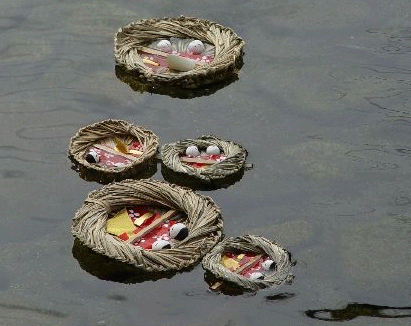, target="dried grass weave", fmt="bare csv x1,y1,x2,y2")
114,16,245,89
68,119,159,177
202,235,293,291
72,179,223,272
161,135,248,183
